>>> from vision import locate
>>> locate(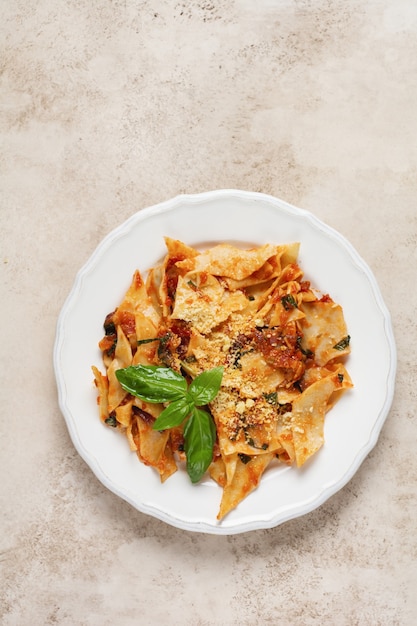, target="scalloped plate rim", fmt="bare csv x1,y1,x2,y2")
53,189,397,534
